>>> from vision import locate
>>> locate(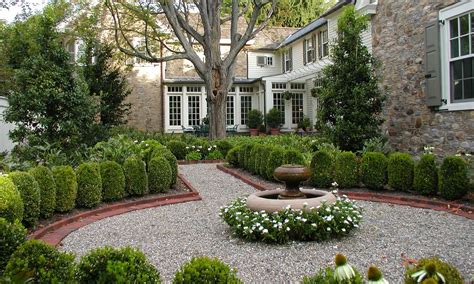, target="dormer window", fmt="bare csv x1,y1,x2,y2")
283,48,292,72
